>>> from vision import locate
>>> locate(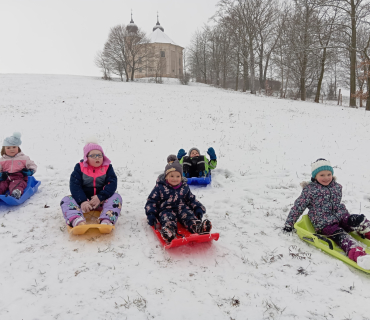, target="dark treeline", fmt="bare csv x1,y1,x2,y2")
187,0,370,109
